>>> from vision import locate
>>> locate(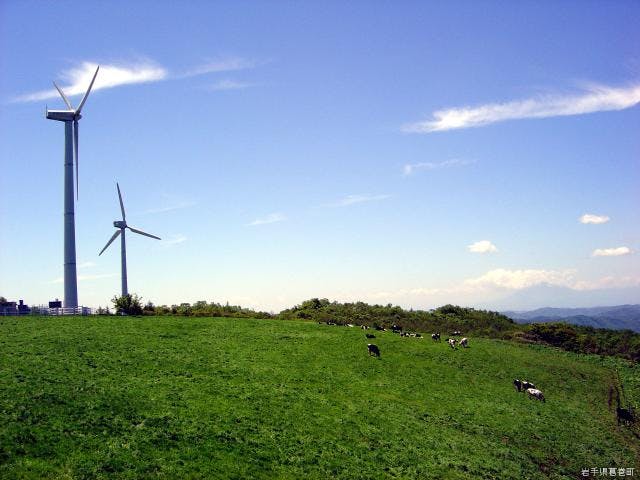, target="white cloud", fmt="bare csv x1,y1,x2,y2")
463,268,577,290
325,194,391,207
208,79,254,91
402,83,640,133
142,201,197,215
467,240,498,254
579,214,610,224
163,234,187,246
13,56,260,103
15,61,168,102
77,261,96,269
246,212,287,226
592,246,632,257
403,159,475,176
184,57,259,77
